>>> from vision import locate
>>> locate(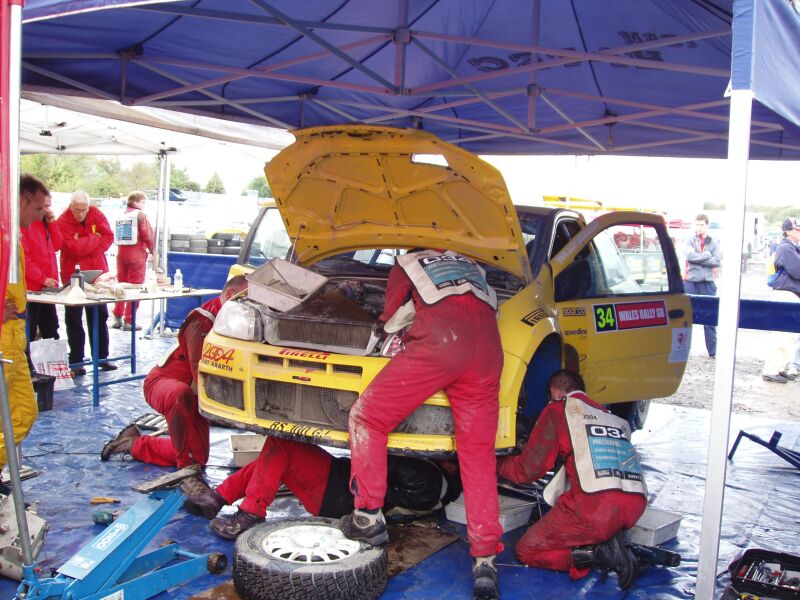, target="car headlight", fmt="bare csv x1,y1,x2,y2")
213,299,263,342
